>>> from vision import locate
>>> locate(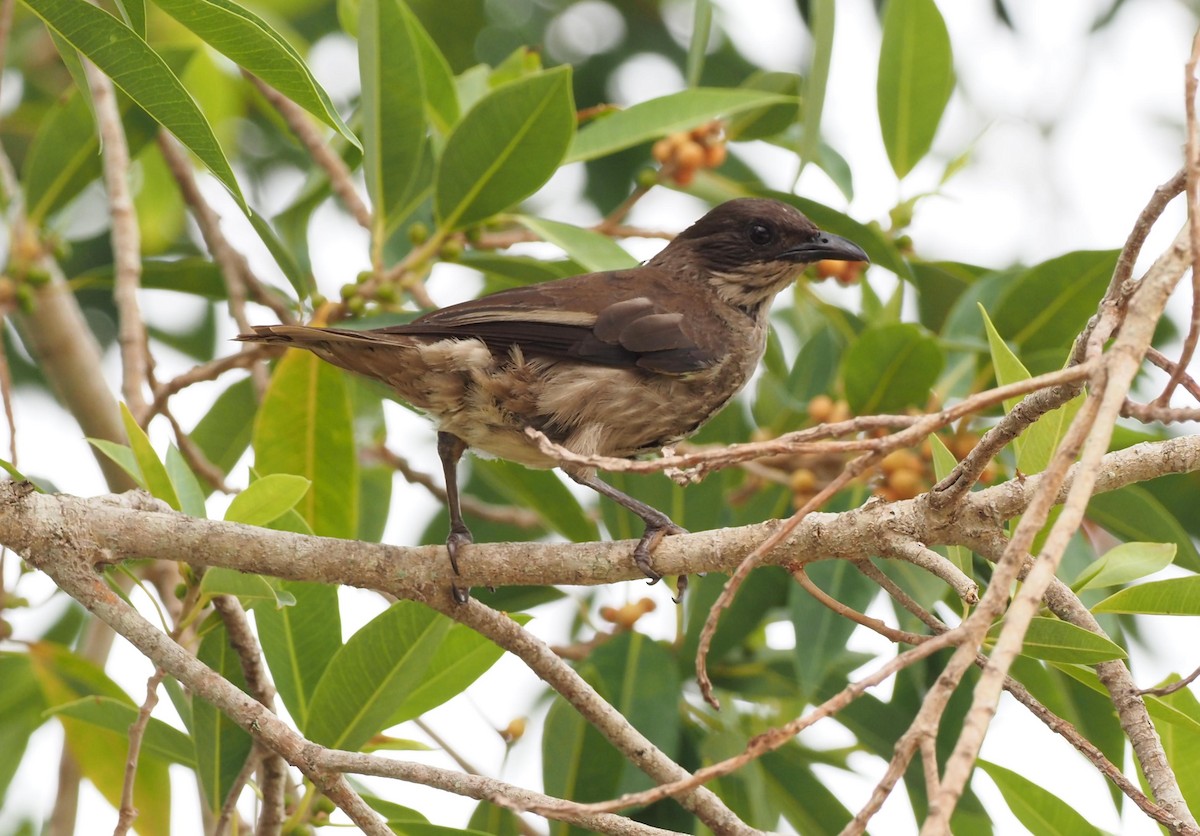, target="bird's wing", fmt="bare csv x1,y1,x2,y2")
376,269,721,374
